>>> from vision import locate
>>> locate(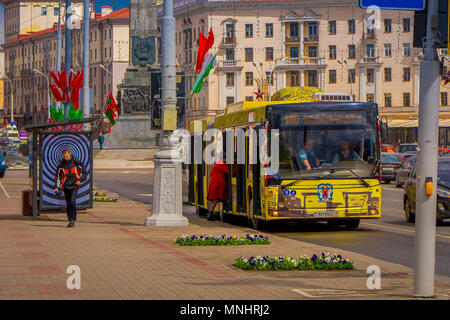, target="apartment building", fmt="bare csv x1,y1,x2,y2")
162,0,450,128
1,7,129,125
